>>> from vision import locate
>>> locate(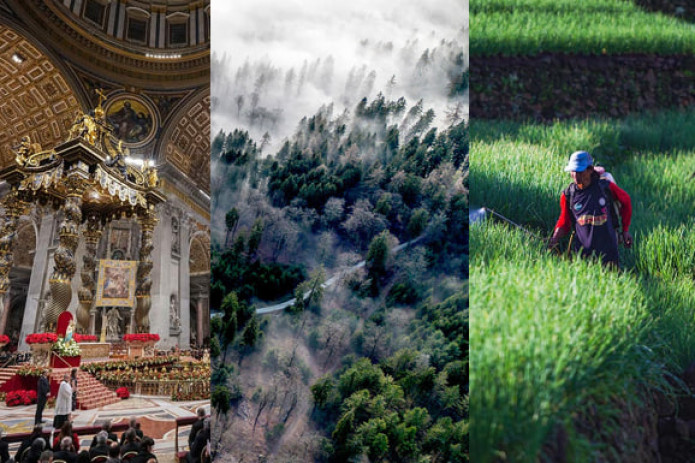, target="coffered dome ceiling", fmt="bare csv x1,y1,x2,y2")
0,24,82,169
0,0,210,194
